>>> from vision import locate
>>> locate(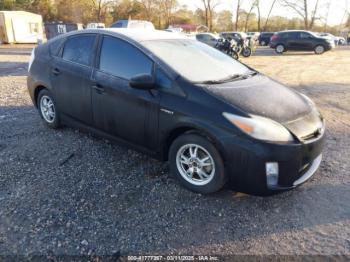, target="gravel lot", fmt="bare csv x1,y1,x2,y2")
0,44,349,258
